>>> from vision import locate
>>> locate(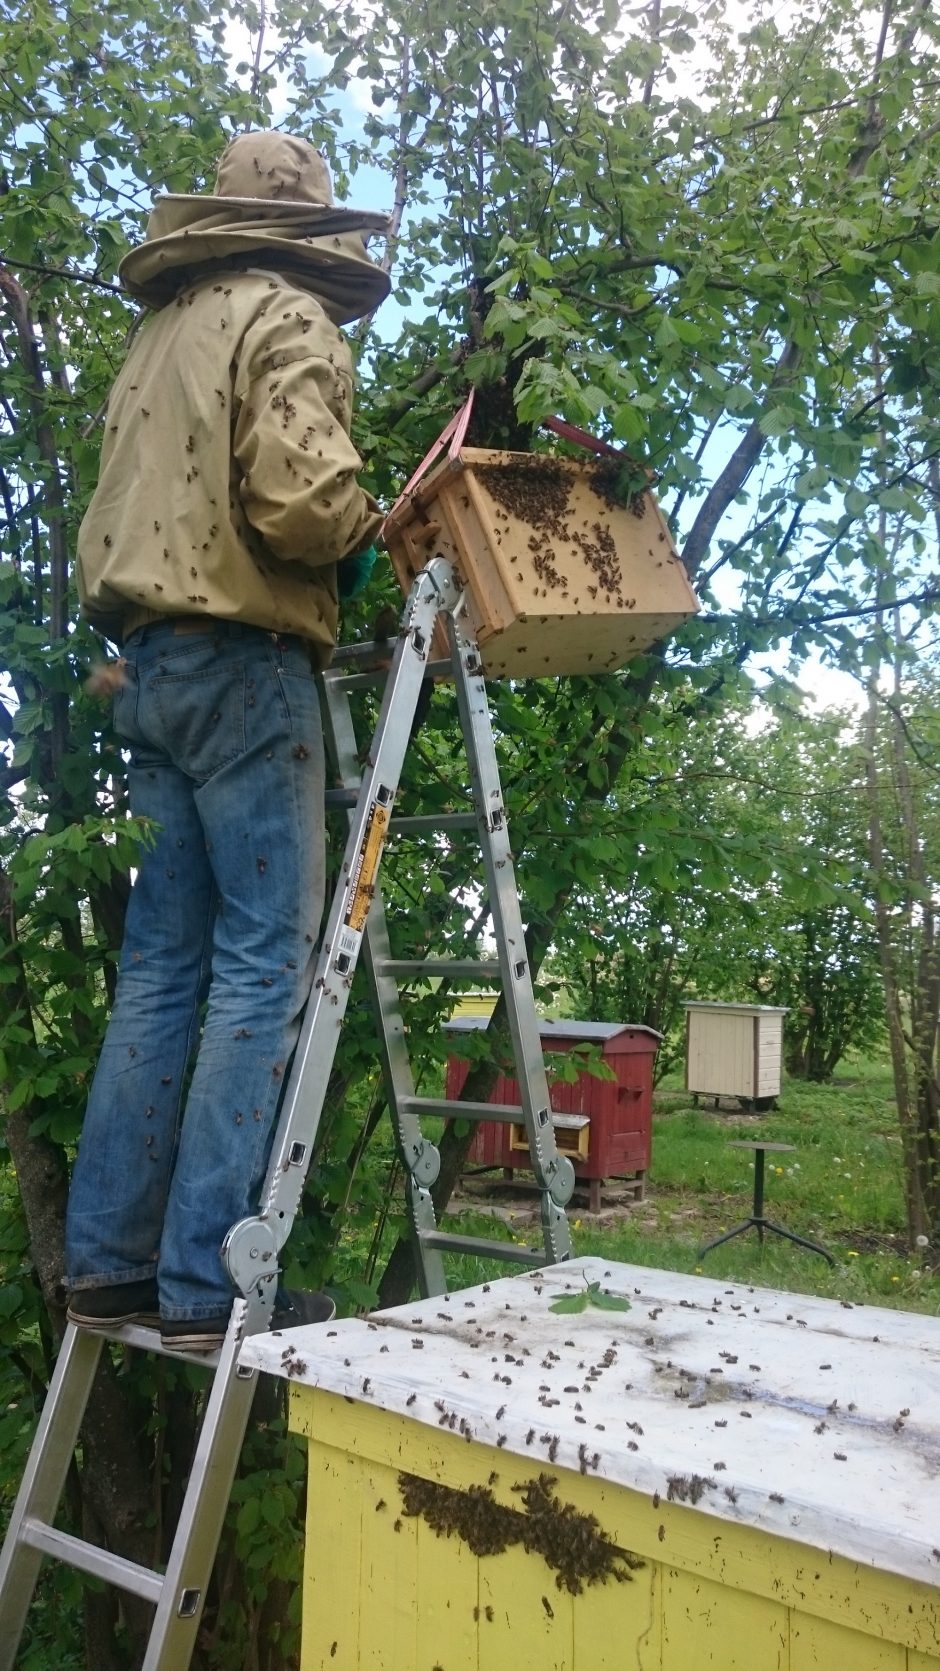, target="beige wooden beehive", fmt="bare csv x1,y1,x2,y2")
684,1001,788,1103
383,447,698,677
